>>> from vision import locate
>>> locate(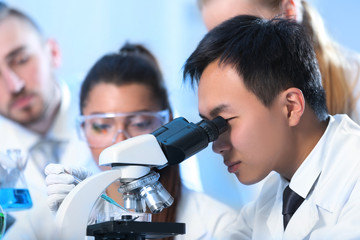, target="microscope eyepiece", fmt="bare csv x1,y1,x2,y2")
197,116,228,142
152,116,228,166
